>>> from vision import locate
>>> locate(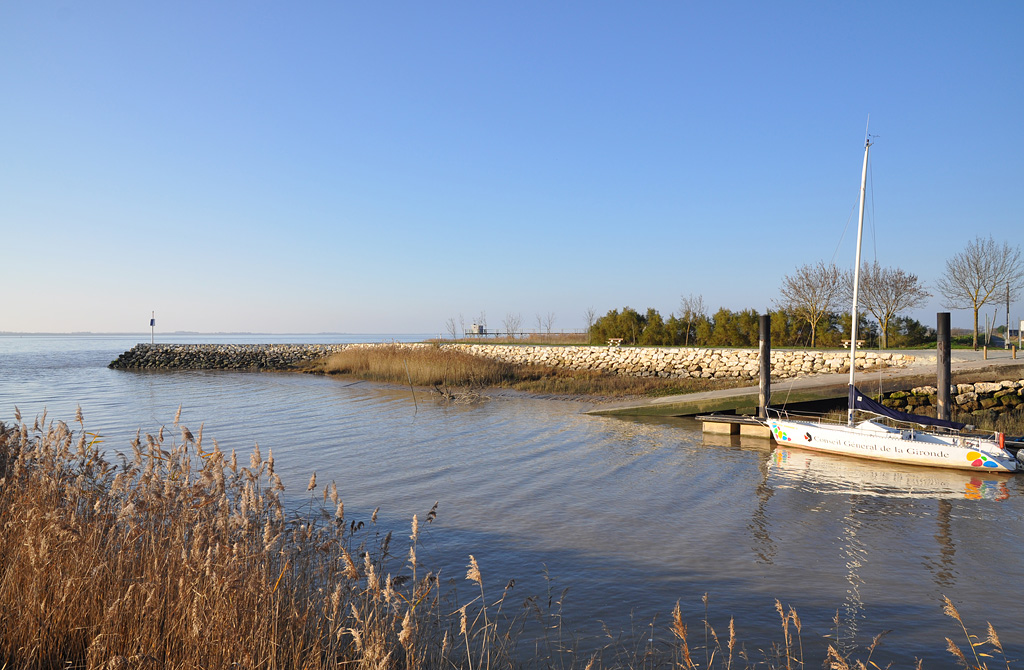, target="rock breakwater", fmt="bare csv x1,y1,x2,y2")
880,380,1024,422
109,344,350,370
110,342,912,381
